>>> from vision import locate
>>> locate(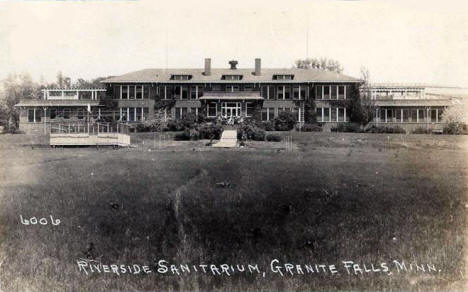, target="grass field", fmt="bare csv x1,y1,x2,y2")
0,132,467,291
